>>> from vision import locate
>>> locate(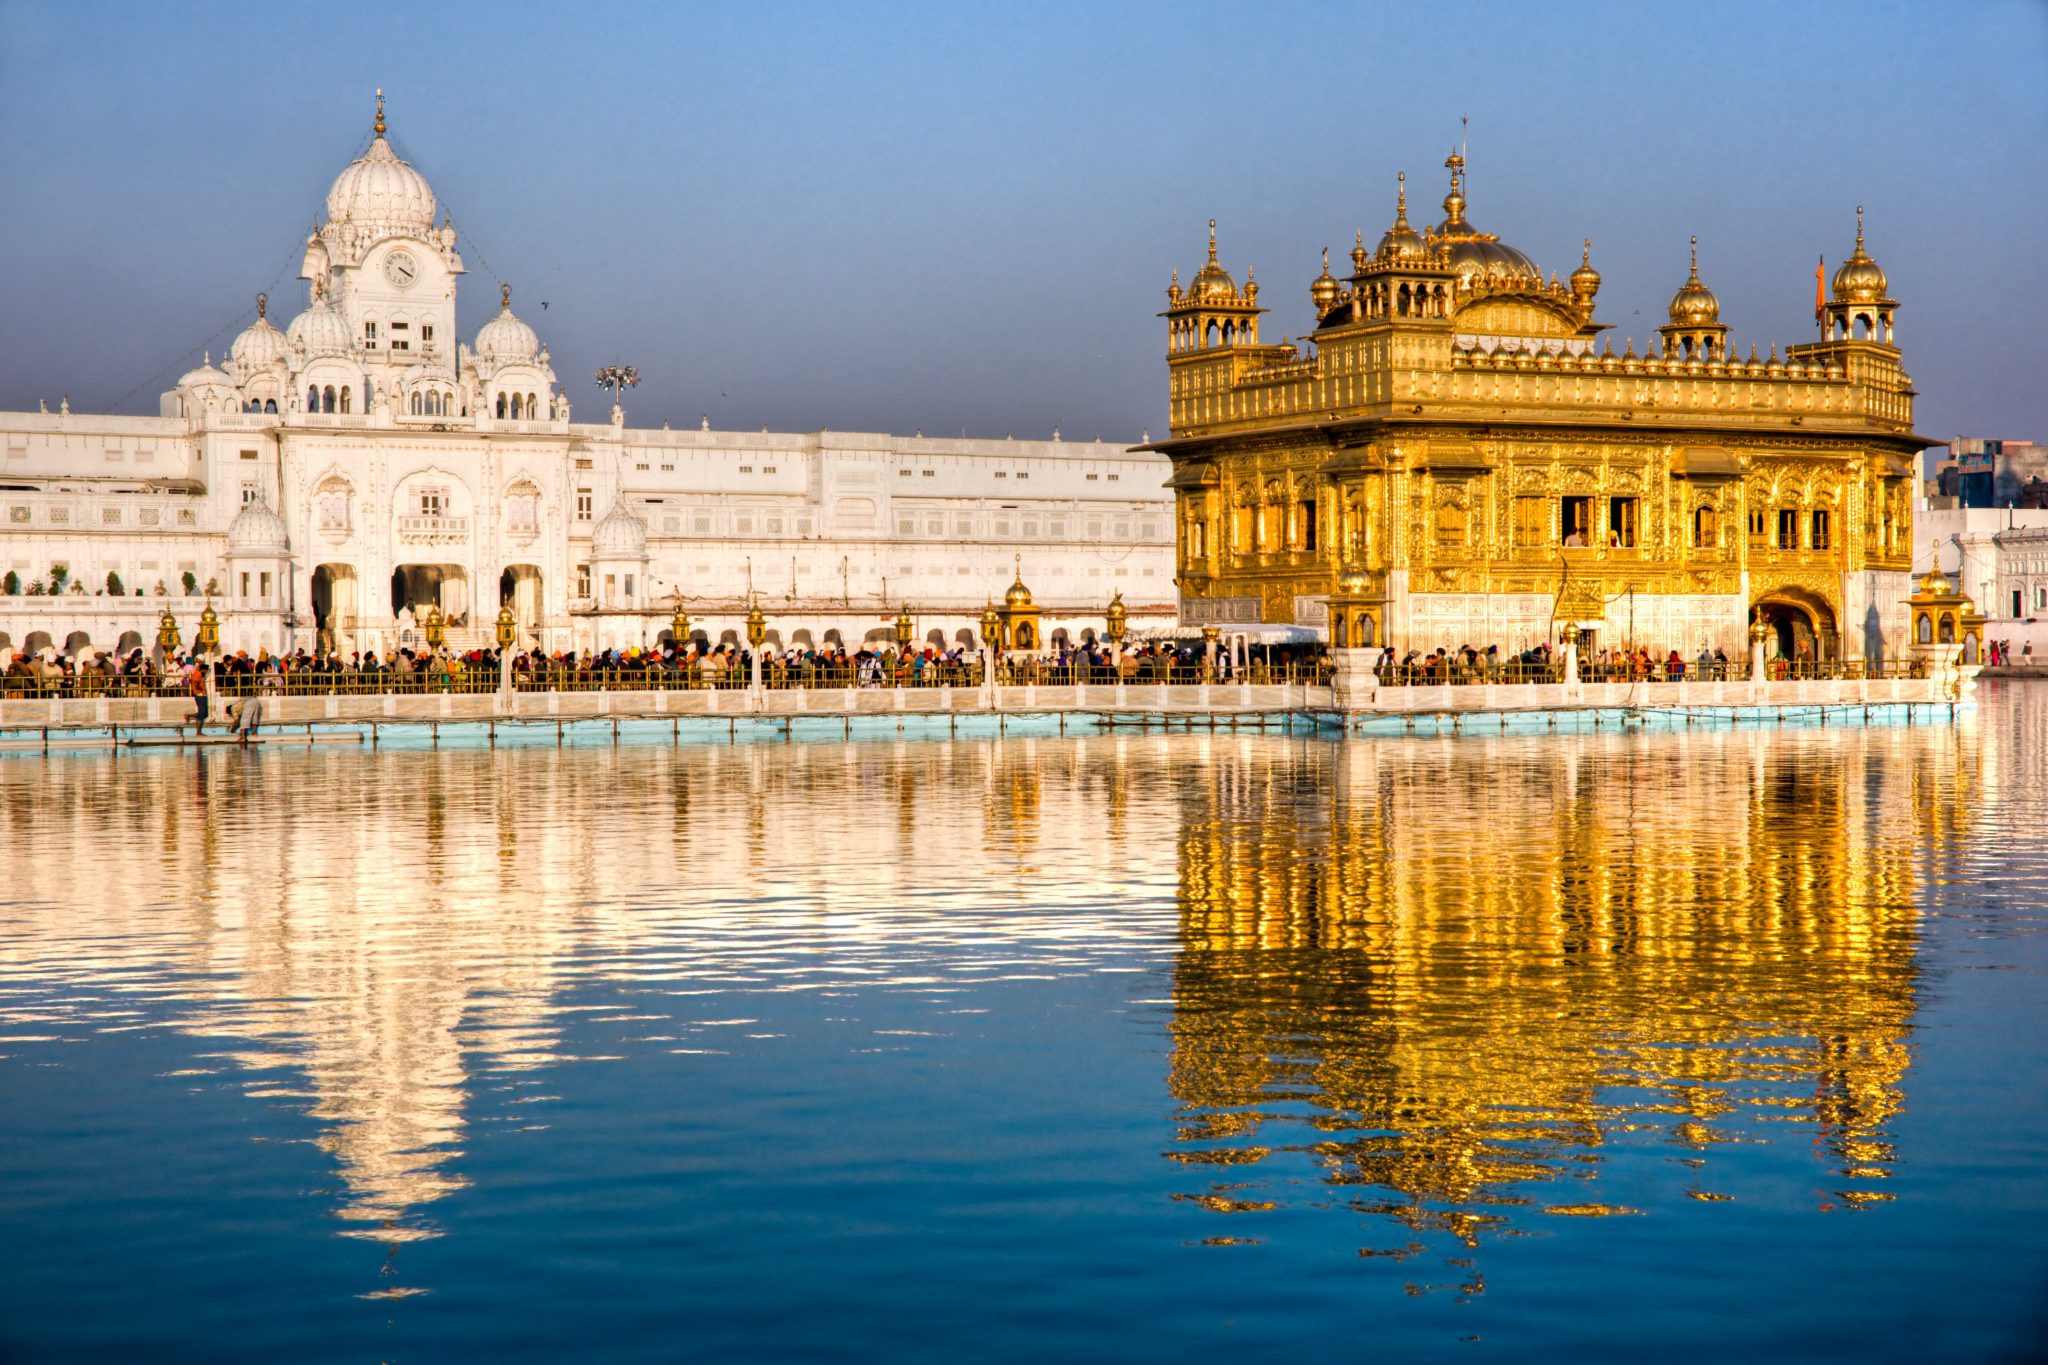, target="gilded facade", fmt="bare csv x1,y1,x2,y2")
1153,151,1921,661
